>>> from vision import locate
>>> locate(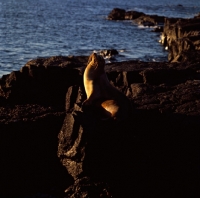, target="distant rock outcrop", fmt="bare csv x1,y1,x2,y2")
108,8,165,26
107,8,126,20
100,49,119,59
108,8,200,63
160,17,200,62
